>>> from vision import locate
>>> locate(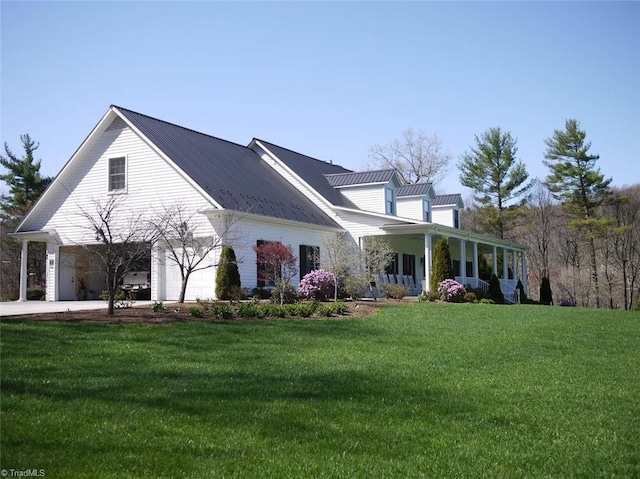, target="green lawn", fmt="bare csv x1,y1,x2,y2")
1,303,638,478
